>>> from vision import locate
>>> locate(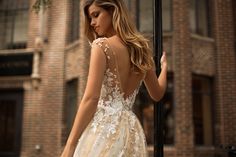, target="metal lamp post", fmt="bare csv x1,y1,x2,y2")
153,0,164,157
